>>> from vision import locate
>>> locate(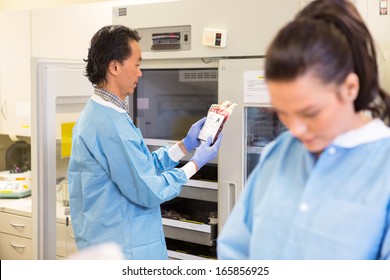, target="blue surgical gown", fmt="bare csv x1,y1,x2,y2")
68,96,187,260
217,119,390,259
